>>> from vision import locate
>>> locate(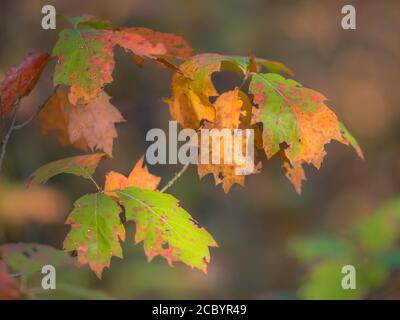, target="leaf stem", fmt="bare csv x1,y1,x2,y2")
88,174,101,192
160,163,190,193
